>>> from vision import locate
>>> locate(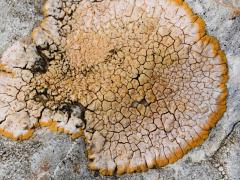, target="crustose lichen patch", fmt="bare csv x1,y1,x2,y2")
0,0,228,176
